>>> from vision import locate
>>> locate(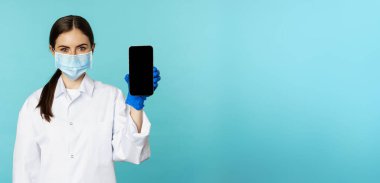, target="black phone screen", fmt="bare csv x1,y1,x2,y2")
129,45,154,96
